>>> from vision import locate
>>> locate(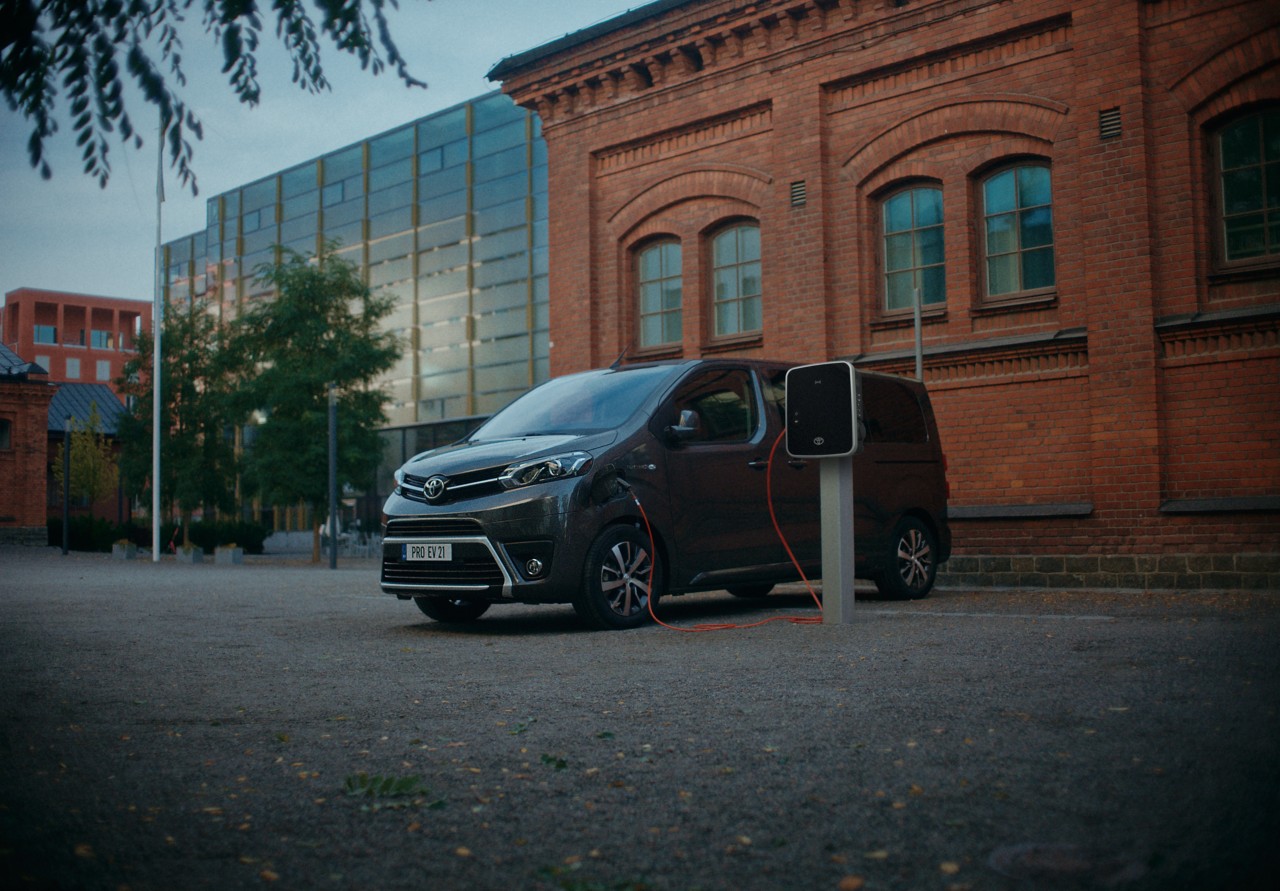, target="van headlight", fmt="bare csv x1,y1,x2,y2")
499,452,593,489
